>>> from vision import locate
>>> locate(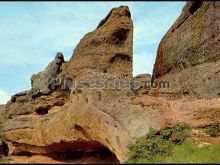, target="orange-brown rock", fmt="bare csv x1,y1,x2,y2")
3,6,135,163
152,1,220,98
4,89,166,162
5,90,69,118
132,74,151,95
65,6,133,80
5,91,220,162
